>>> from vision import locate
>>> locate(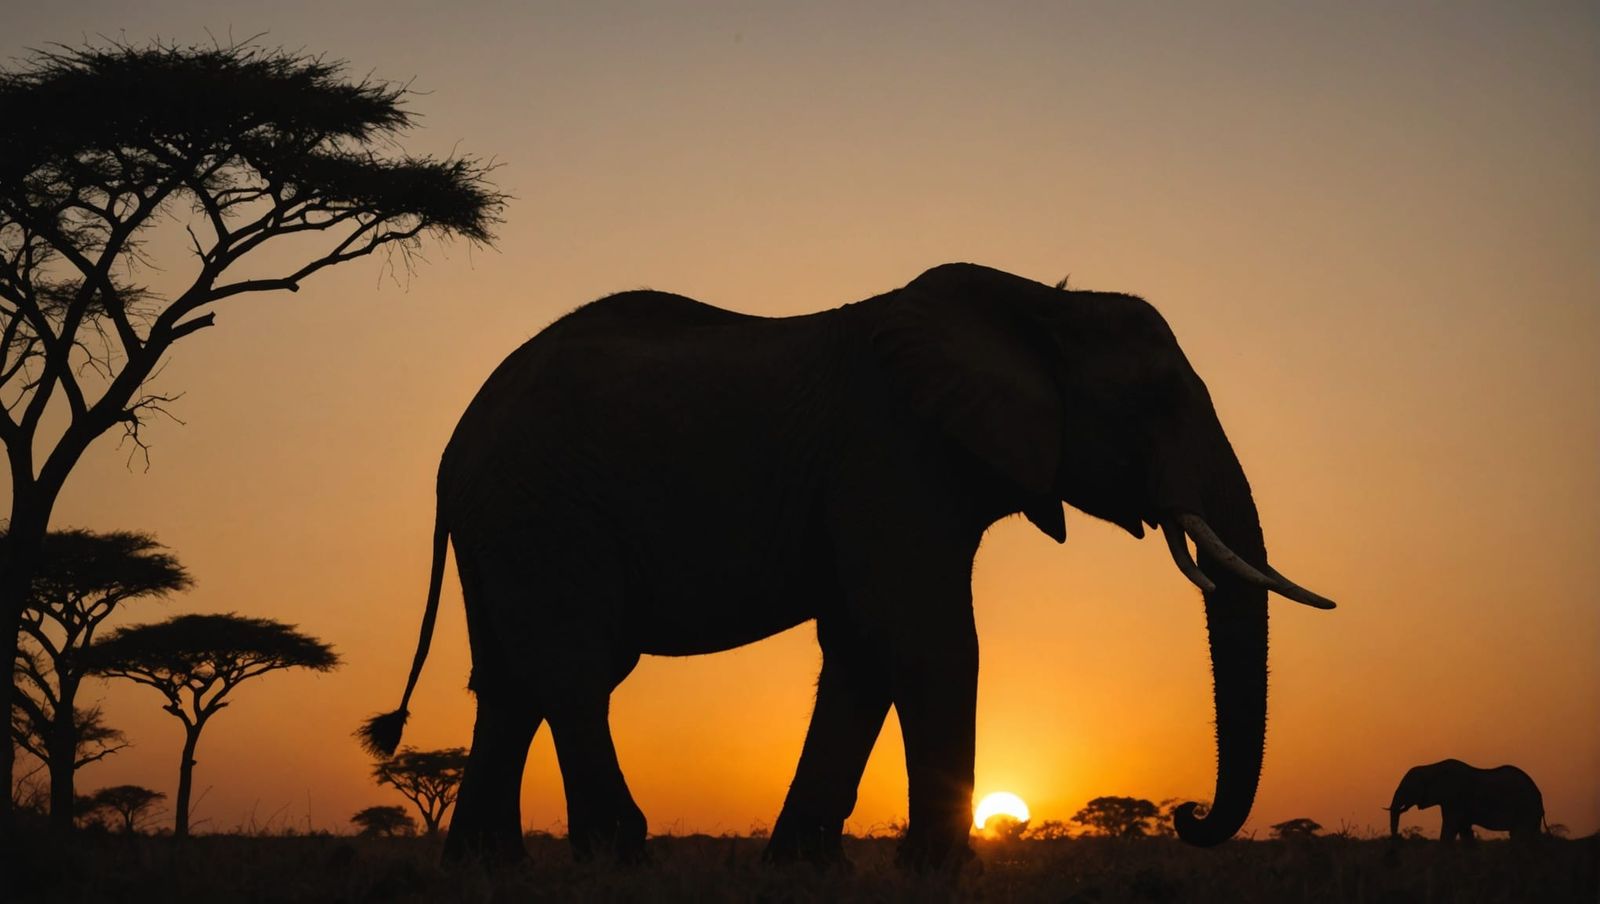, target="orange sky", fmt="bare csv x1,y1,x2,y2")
5,3,1597,839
